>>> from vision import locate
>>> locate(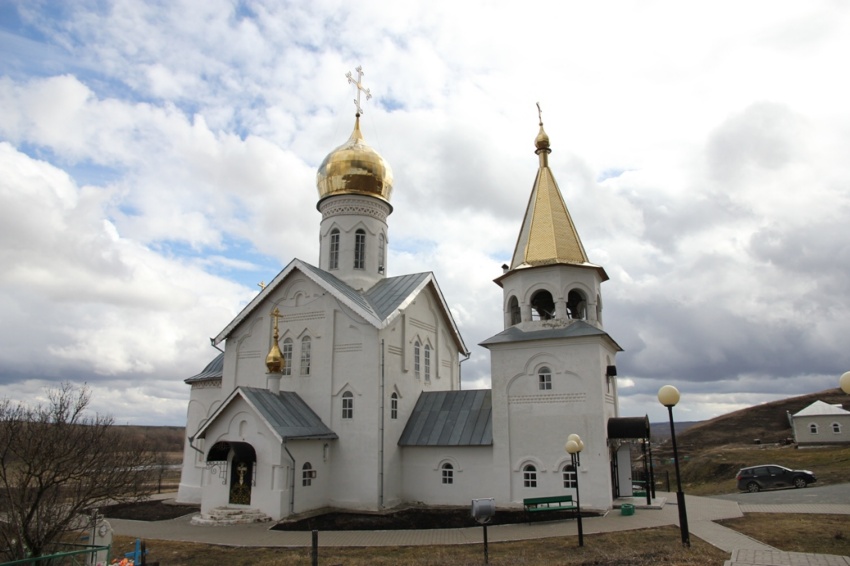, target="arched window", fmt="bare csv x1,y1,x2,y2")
809,423,819,434
329,229,340,270
302,462,314,487
282,338,293,376
424,345,431,381
832,422,841,434
562,463,577,488
354,229,366,269
523,464,537,488
530,290,555,320
567,289,587,320
342,392,353,419
414,340,421,379
390,393,398,419
441,463,454,485
300,336,311,376
378,233,385,273
538,366,552,391
508,296,521,325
